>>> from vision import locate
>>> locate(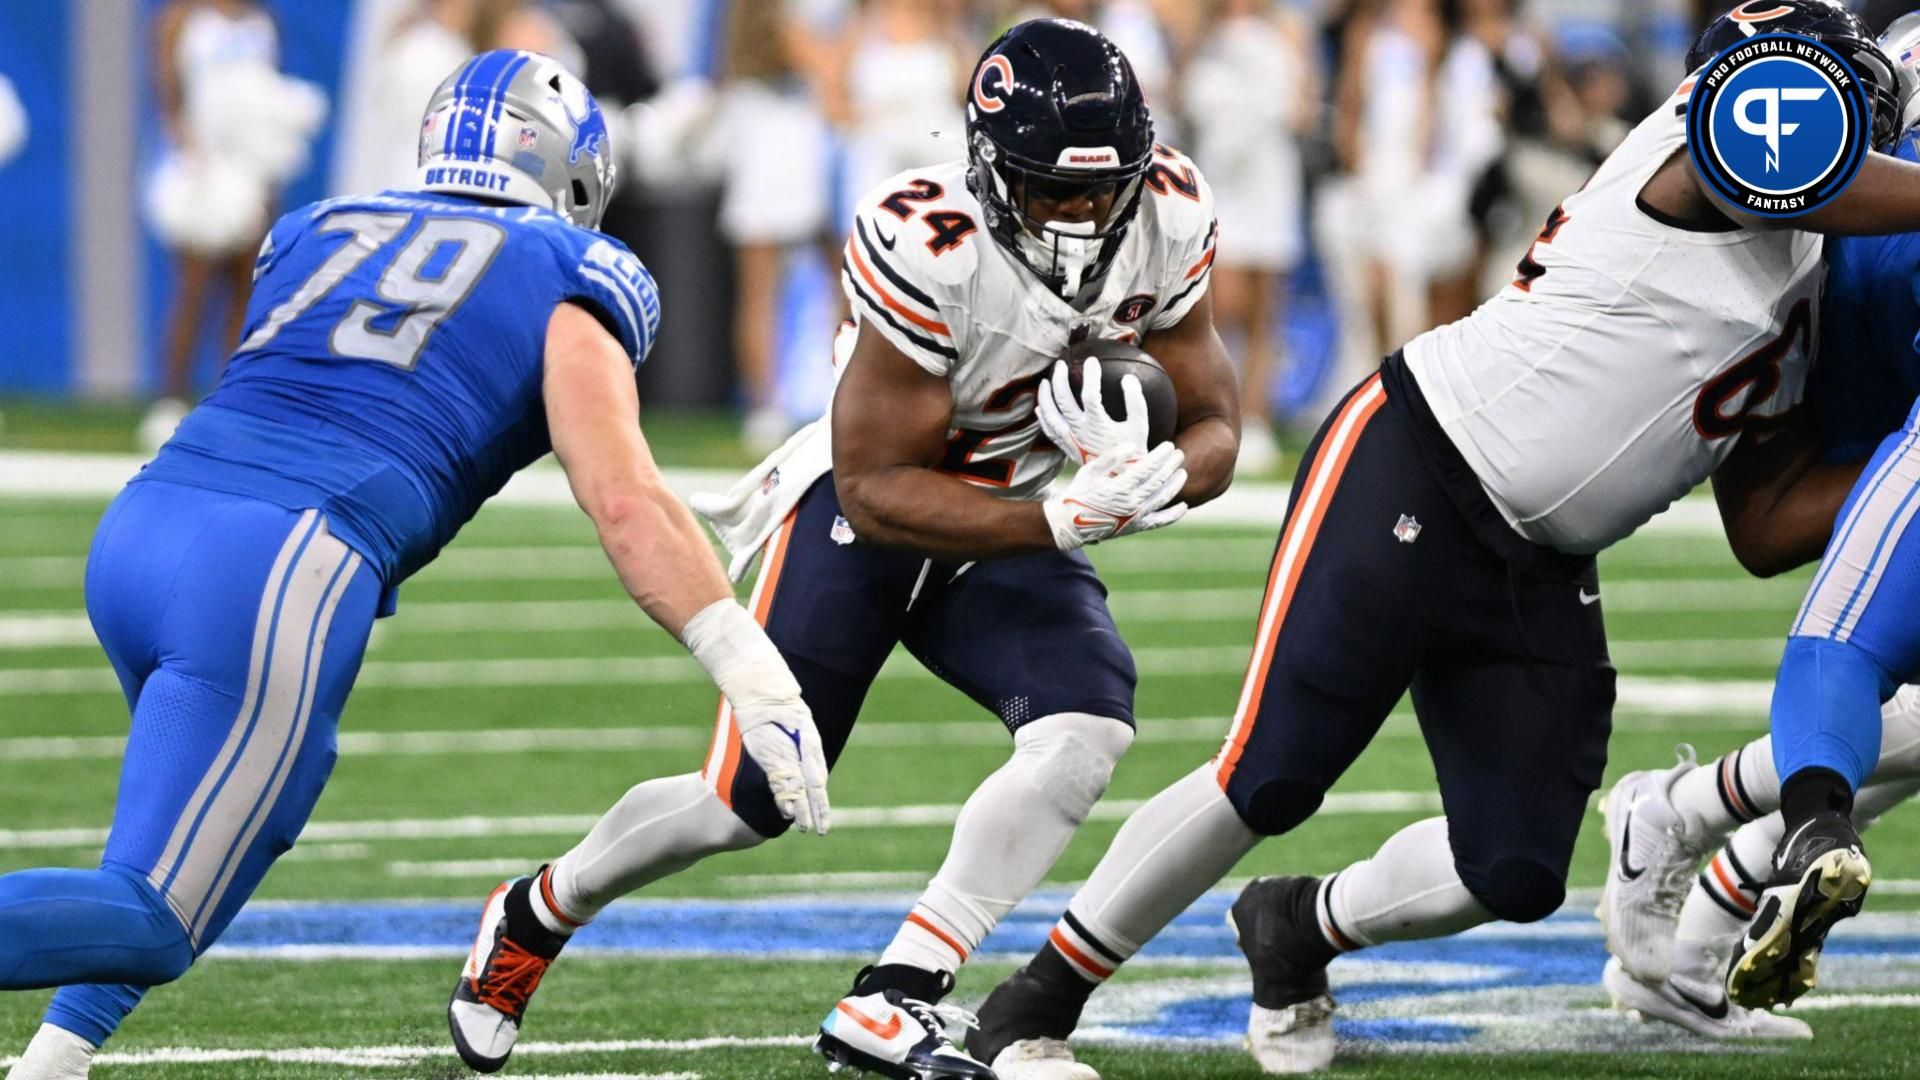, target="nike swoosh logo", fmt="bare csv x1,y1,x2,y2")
1777,818,1818,871
1670,982,1730,1020
1579,589,1601,606
835,1001,903,1040
773,723,803,754
874,227,898,251
1618,807,1647,881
